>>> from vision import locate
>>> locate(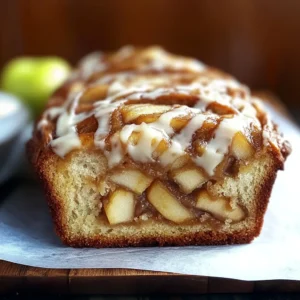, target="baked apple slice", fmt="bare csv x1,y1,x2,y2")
104,189,135,225
122,104,171,123
172,167,207,194
147,180,194,223
170,116,192,131
81,85,109,103
231,131,254,160
110,169,153,195
196,190,245,222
